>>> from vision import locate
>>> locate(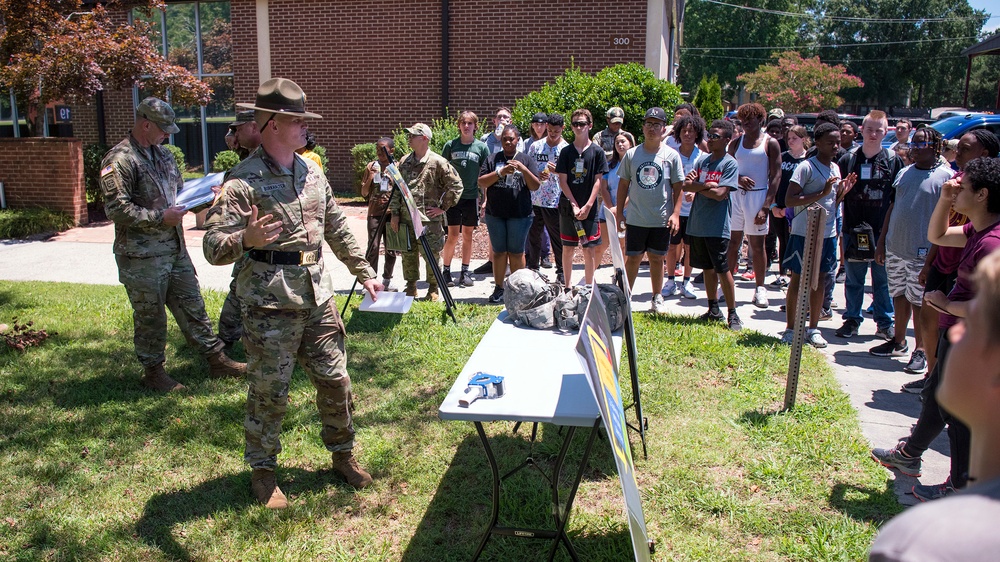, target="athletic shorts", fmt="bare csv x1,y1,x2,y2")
669,215,689,246
688,236,730,273
923,264,957,296
625,224,670,256
783,235,838,275
886,252,926,306
446,197,479,228
730,189,769,236
559,213,601,247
